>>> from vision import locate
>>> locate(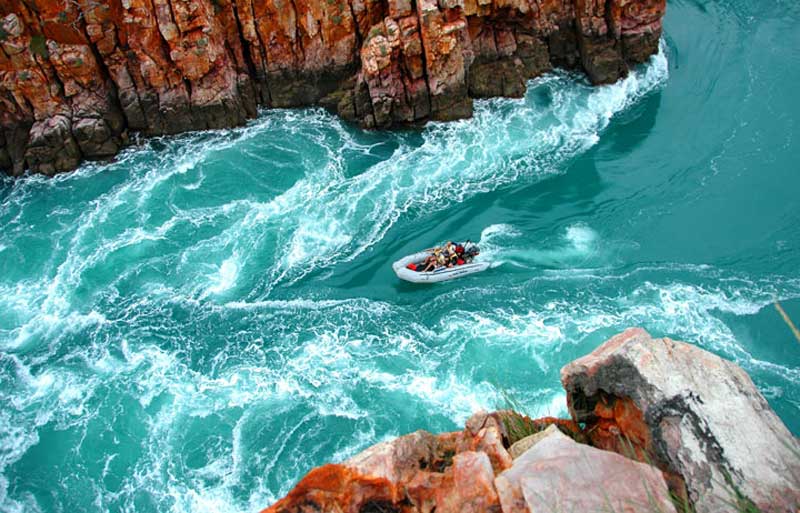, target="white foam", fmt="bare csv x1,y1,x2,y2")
480,223,522,241
564,223,598,253
360,368,500,424
478,222,602,268
206,255,240,296
148,45,671,292
1,268,798,513
543,392,568,418
1,303,107,350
